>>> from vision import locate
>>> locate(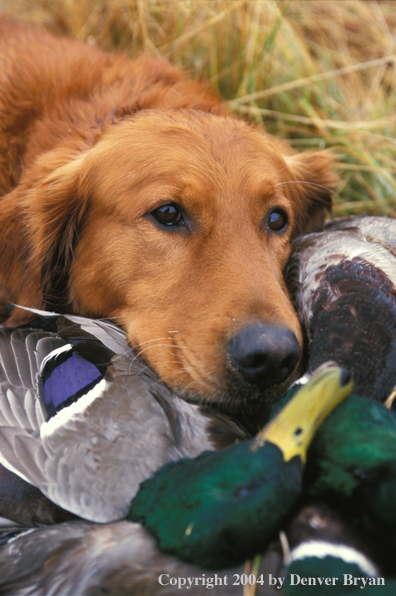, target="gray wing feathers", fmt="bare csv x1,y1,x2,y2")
4,388,31,429
0,383,44,433
0,389,18,427
0,332,21,387
10,305,129,354
66,316,129,354
0,426,45,486
27,334,66,381
24,389,41,431
10,330,34,389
